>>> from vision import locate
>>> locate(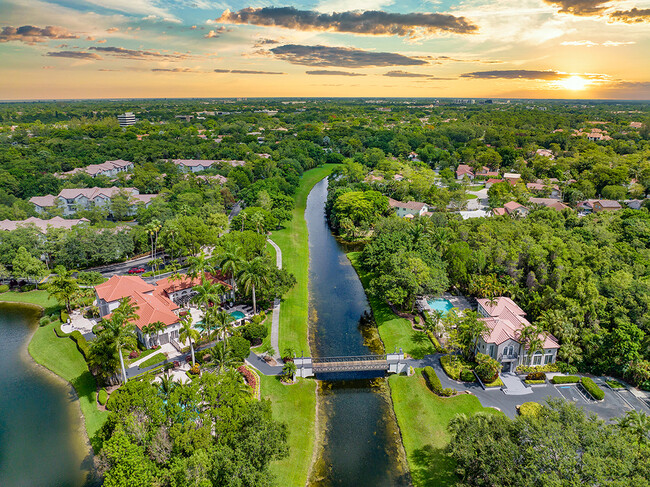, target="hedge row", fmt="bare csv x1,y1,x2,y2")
70,331,90,360
581,377,605,400
98,389,108,406
551,375,580,384
423,366,456,397
54,323,71,338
